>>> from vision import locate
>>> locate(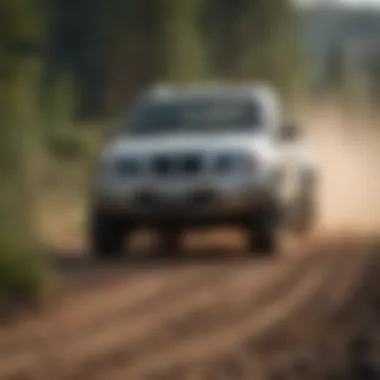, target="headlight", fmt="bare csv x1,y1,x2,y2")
214,152,261,174
113,157,141,177
239,154,261,172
